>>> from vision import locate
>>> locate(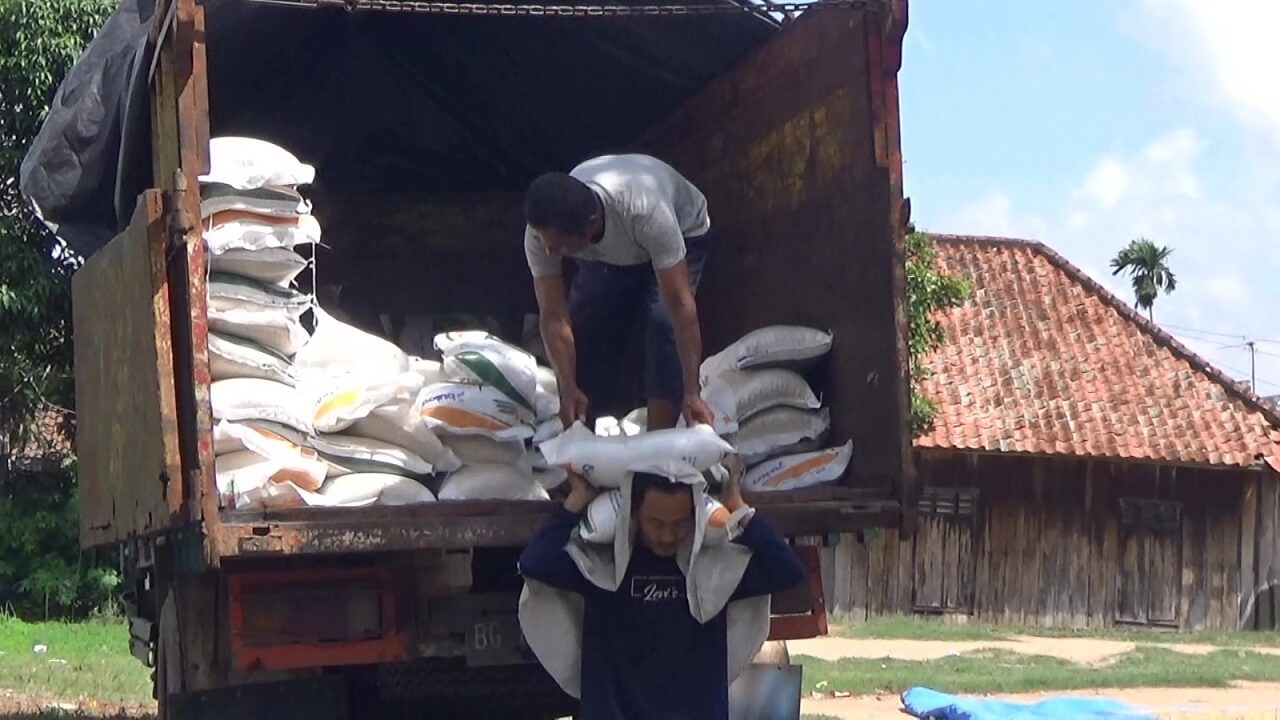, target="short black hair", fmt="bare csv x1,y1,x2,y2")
525,172,597,233
631,471,691,514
